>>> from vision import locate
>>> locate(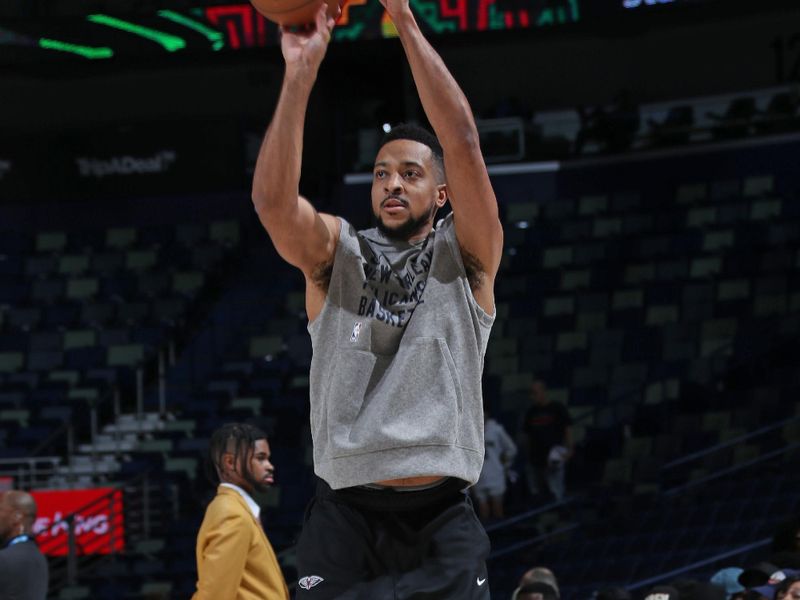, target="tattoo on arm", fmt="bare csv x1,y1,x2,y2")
462,249,485,291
